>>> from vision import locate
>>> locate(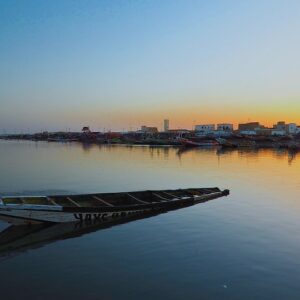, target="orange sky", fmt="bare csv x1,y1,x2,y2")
59,101,300,131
